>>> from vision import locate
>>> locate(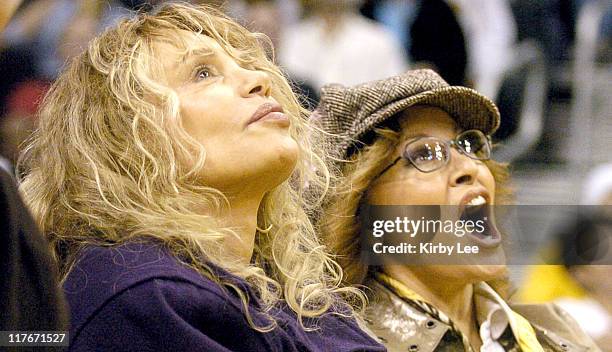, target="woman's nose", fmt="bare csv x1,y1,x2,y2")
448,148,479,186
238,67,271,98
